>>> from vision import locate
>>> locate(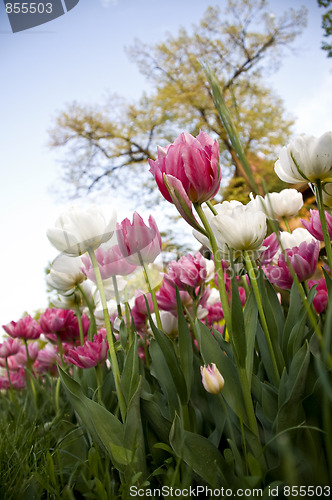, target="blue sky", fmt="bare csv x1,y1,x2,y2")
0,0,331,327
